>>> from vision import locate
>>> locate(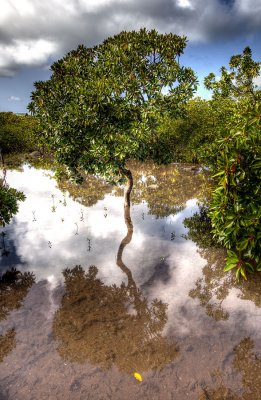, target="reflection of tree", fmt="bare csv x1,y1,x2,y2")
190,247,261,321
57,174,112,207
184,205,230,320
189,249,230,321
53,206,176,373
0,268,35,361
185,205,261,320
198,337,261,400
0,267,35,321
183,205,218,249
114,160,212,218
0,329,16,363
3,152,54,172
